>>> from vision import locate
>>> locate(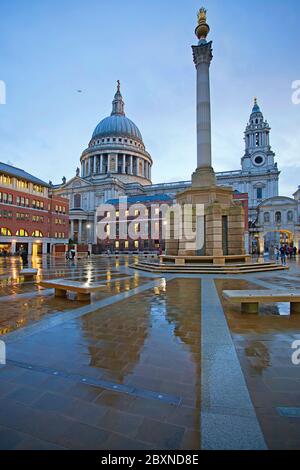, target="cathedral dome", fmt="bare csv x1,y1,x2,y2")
81,82,152,185
91,81,143,143
92,115,143,142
